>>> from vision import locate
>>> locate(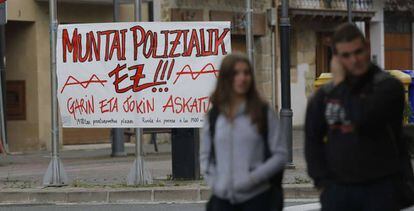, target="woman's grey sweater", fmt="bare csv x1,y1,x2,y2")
200,103,288,204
